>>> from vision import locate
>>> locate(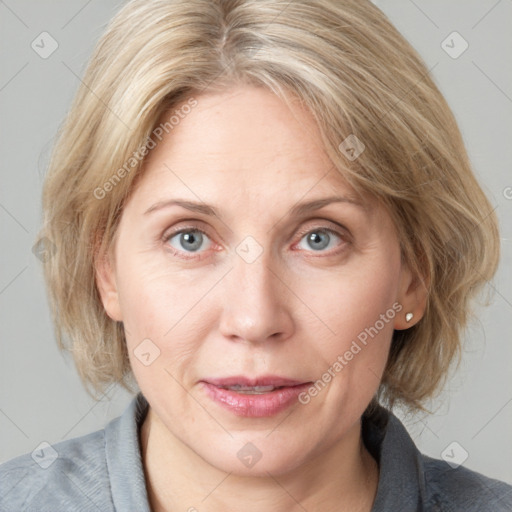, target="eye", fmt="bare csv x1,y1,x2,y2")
295,227,347,254
165,228,212,255
163,224,348,260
